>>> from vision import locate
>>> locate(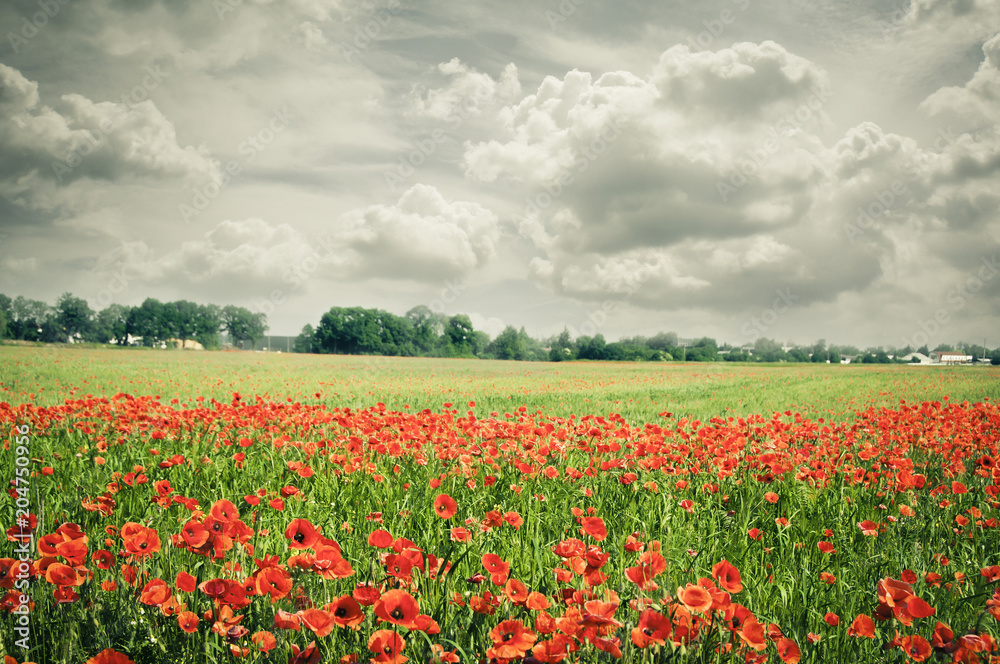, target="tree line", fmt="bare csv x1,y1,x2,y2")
0,293,267,349
2,294,997,364
293,305,1000,364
